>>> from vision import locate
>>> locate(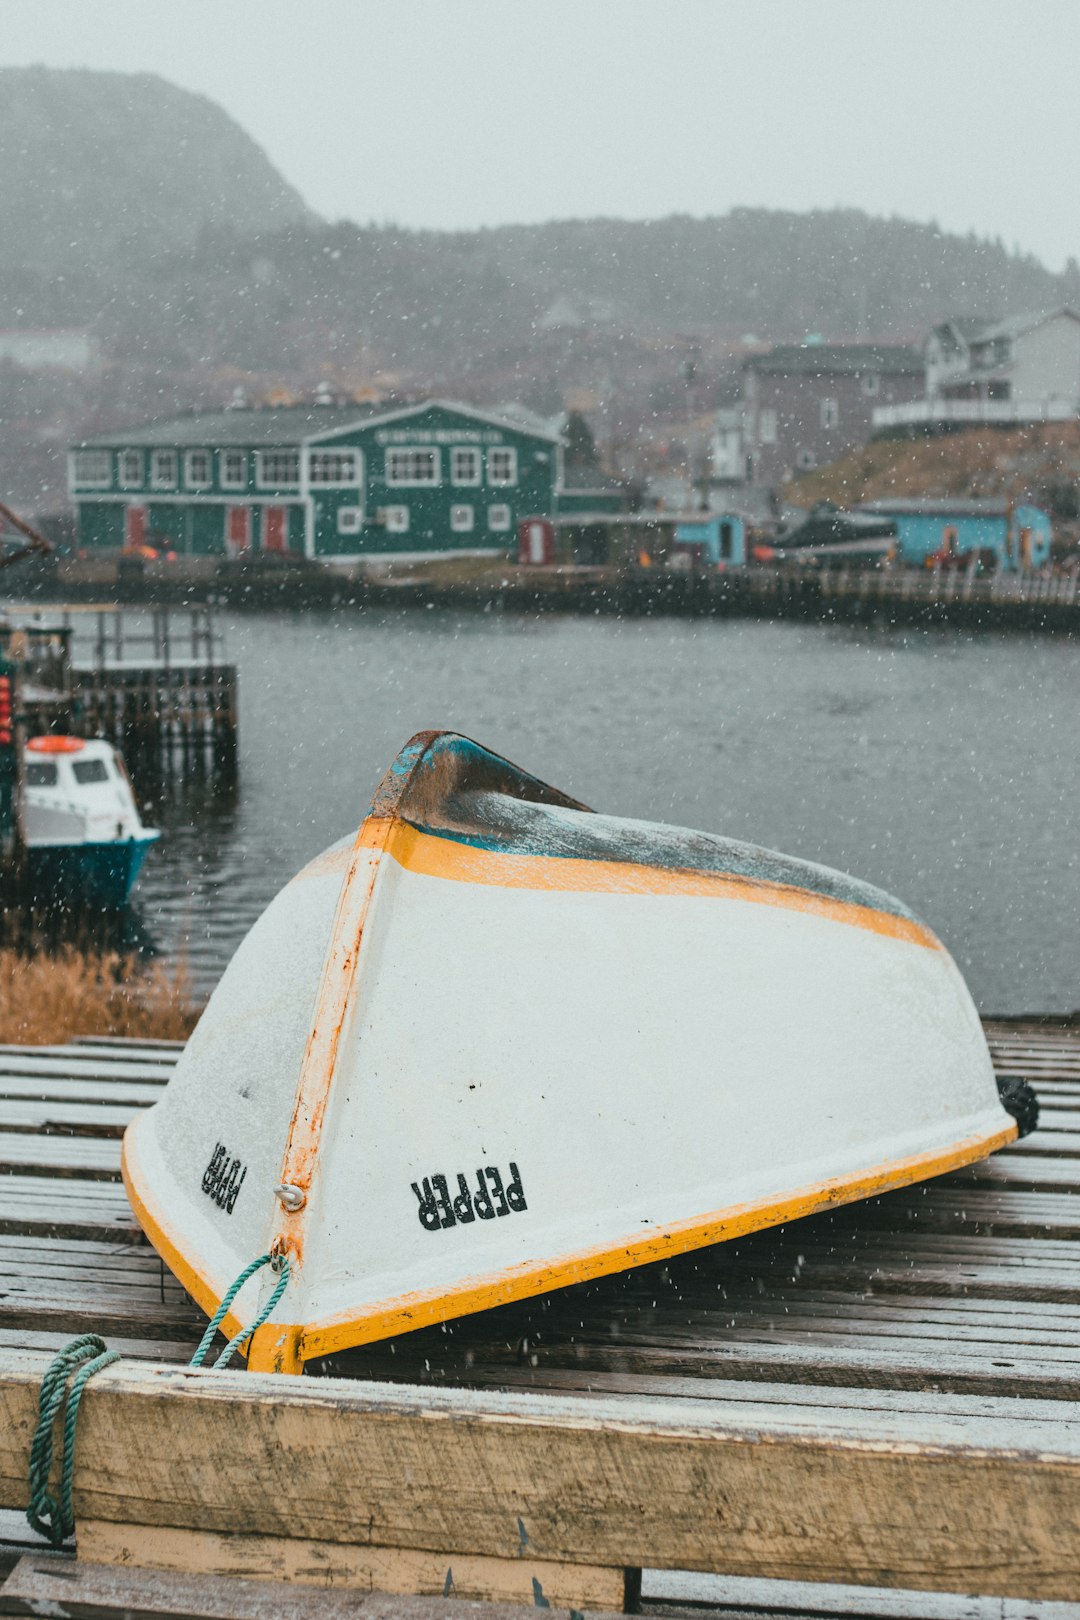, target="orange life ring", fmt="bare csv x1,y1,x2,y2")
26,735,86,754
